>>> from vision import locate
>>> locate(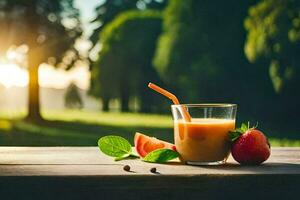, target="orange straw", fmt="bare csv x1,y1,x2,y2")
148,82,191,122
